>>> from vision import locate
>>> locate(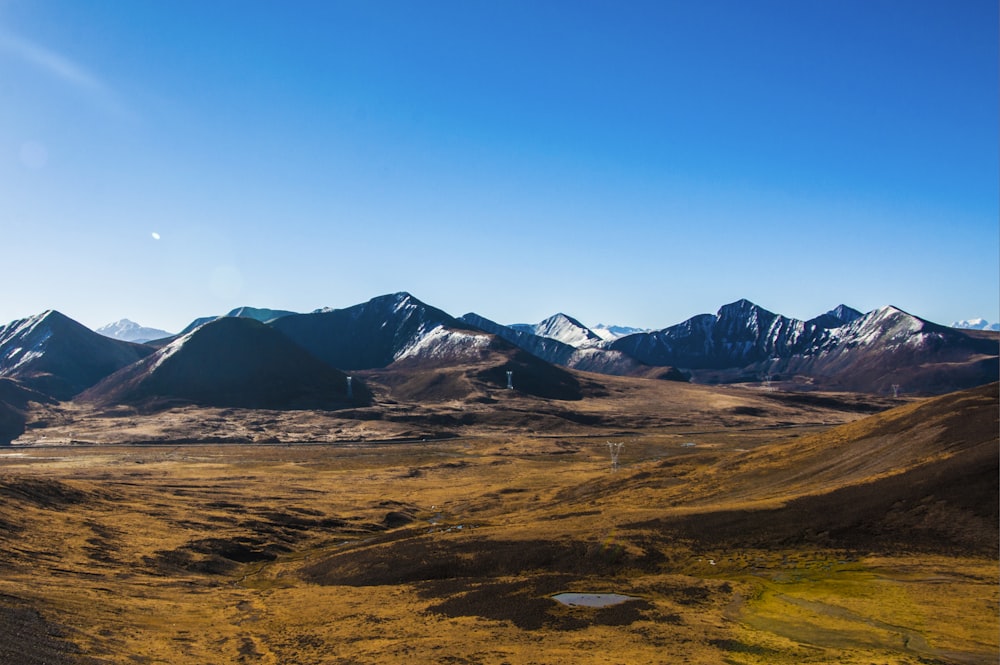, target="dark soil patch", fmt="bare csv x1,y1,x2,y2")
148,536,287,575
145,508,386,576
0,594,105,664
0,477,104,509
762,391,891,414
382,511,415,528
729,406,767,417
298,536,665,587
